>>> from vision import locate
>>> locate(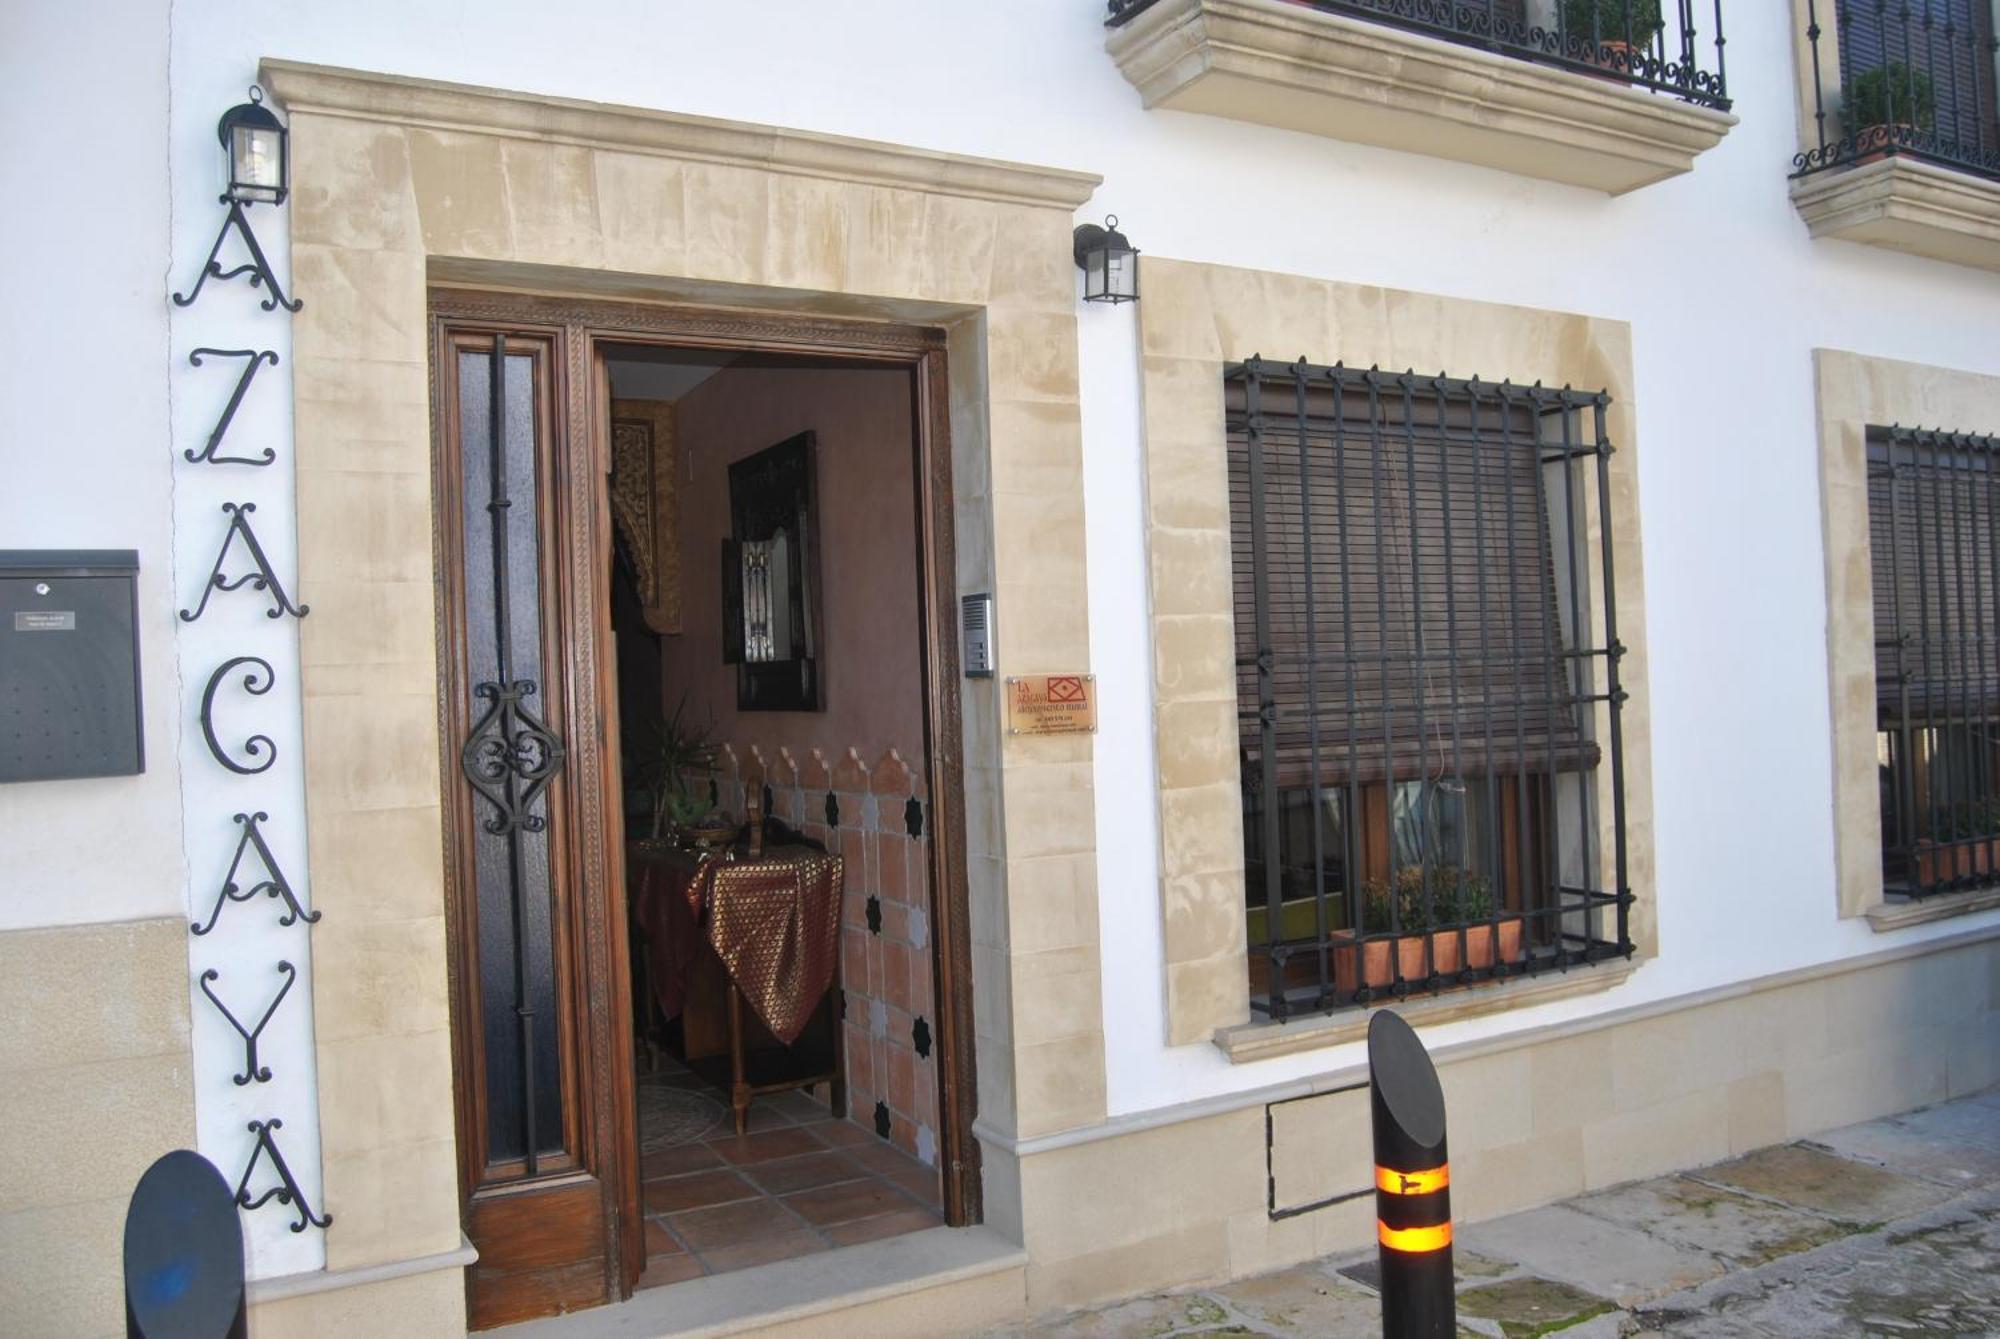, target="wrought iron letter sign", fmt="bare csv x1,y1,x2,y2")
198,961,297,1084
200,657,279,775
186,349,279,466
192,811,319,935
180,503,309,622
173,200,303,313
234,1119,330,1232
